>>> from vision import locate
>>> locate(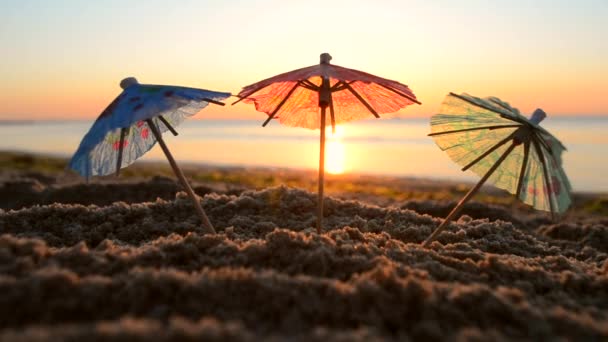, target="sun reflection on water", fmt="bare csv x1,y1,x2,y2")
326,125,346,174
